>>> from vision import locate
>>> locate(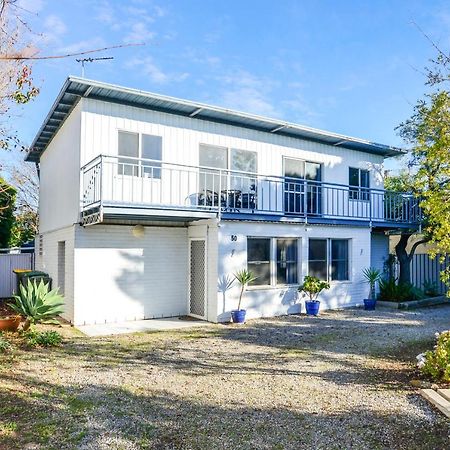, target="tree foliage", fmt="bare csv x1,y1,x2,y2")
397,41,450,293
0,177,16,247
